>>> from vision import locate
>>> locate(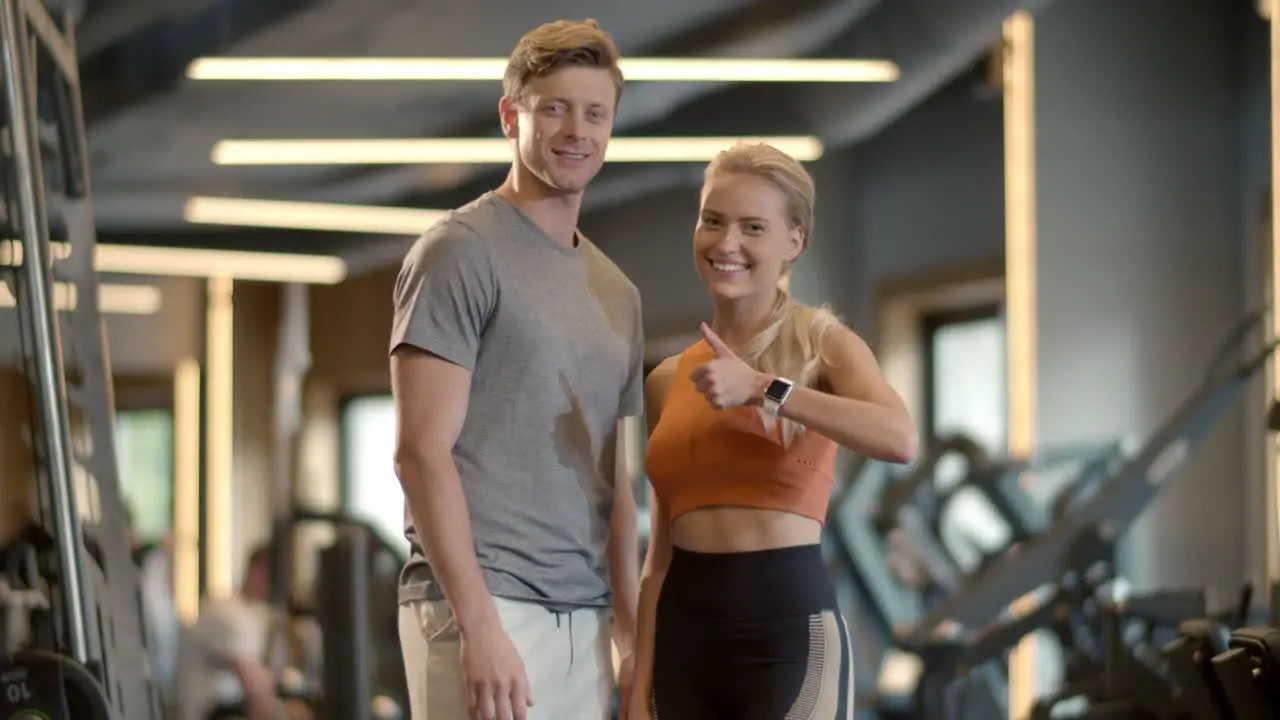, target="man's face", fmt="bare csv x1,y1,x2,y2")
243,554,270,600
502,66,617,195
